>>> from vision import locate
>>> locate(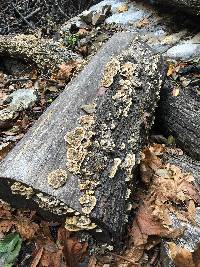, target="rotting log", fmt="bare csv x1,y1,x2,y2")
155,0,200,16
0,34,79,76
156,80,200,161
163,149,200,186
0,32,165,242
